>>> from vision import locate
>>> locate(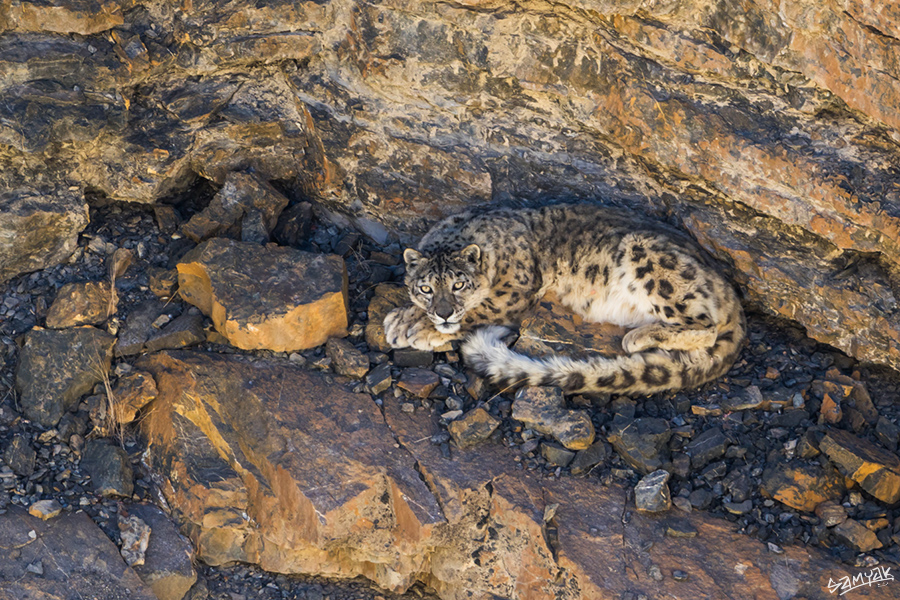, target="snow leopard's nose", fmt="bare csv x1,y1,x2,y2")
434,300,454,320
